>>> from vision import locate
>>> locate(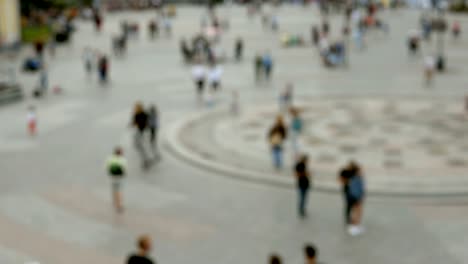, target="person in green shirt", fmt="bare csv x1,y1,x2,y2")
106,147,127,213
